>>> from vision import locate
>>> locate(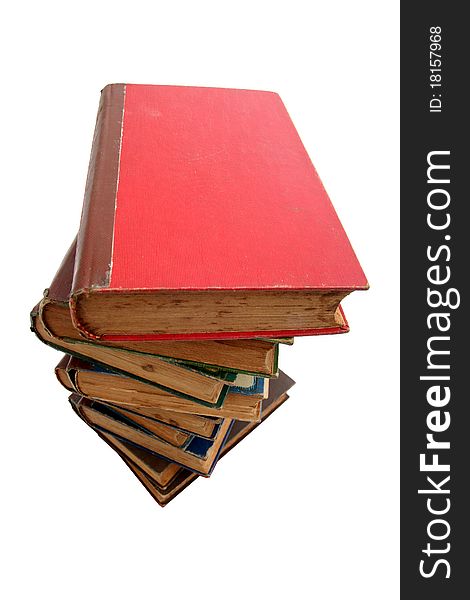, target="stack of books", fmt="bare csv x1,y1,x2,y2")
31,84,367,506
